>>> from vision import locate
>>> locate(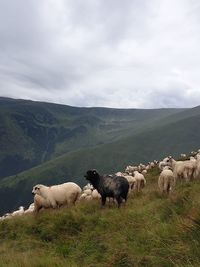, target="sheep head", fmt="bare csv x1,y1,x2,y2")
32,184,43,196
84,169,99,184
